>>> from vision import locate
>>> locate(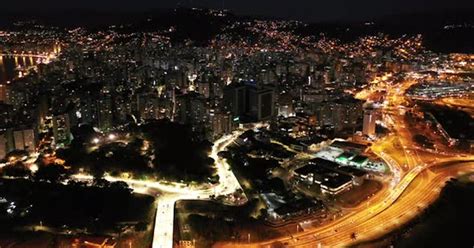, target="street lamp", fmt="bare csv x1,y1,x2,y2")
92,138,100,144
